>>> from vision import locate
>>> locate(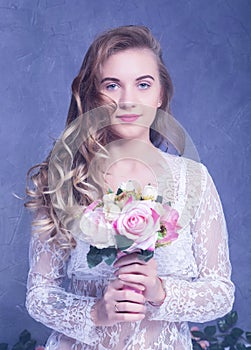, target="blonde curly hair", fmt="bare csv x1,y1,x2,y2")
25,25,184,250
